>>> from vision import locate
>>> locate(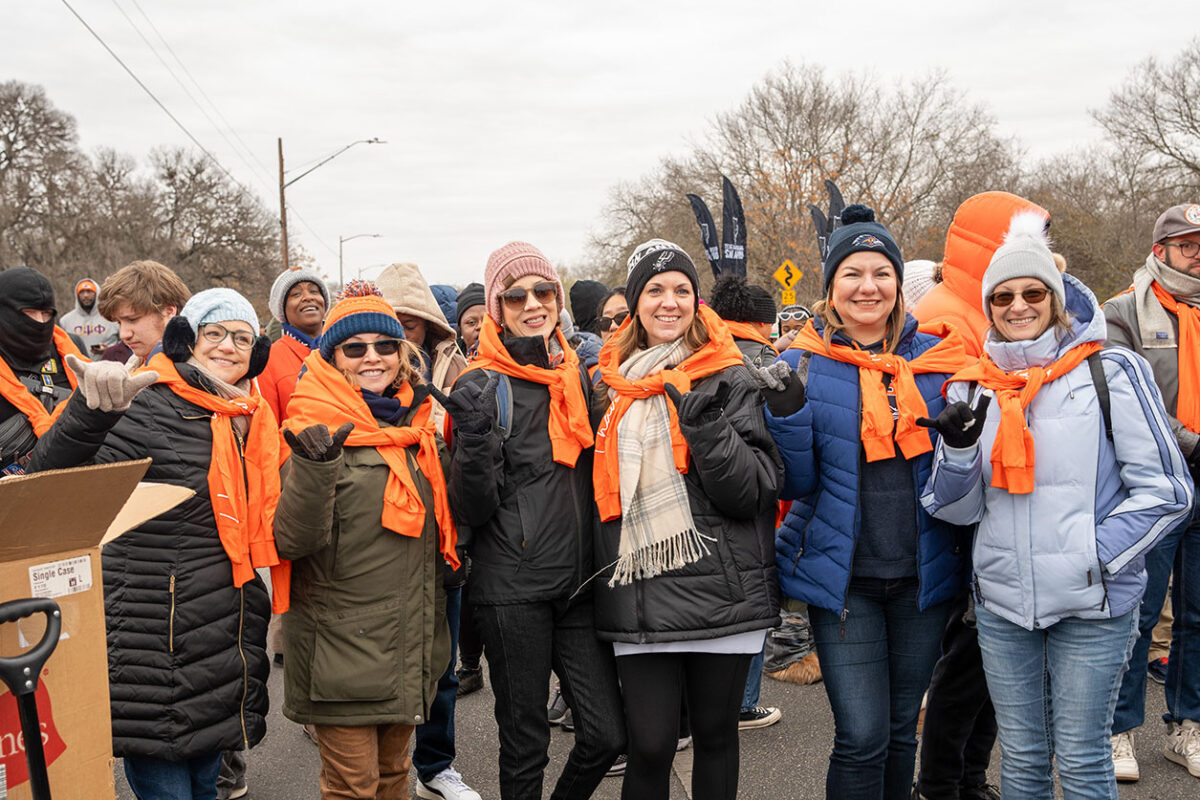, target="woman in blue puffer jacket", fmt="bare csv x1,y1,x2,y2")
763,205,970,800
921,213,1193,799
